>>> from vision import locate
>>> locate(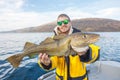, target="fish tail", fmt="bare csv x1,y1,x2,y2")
6,53,24,68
